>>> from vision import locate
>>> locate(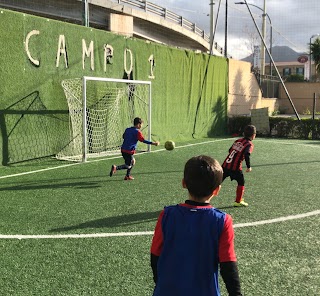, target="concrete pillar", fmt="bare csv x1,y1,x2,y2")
109,13,133,37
